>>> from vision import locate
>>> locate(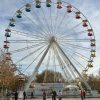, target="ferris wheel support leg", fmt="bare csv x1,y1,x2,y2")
55,42,92,93
54,47,73,82
24,44,51,91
